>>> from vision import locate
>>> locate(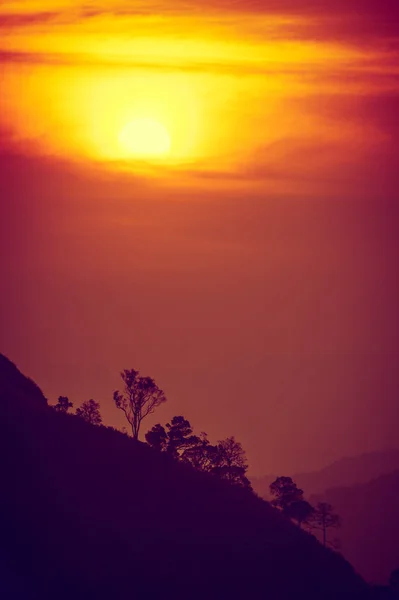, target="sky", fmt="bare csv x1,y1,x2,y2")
1,0,398,475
